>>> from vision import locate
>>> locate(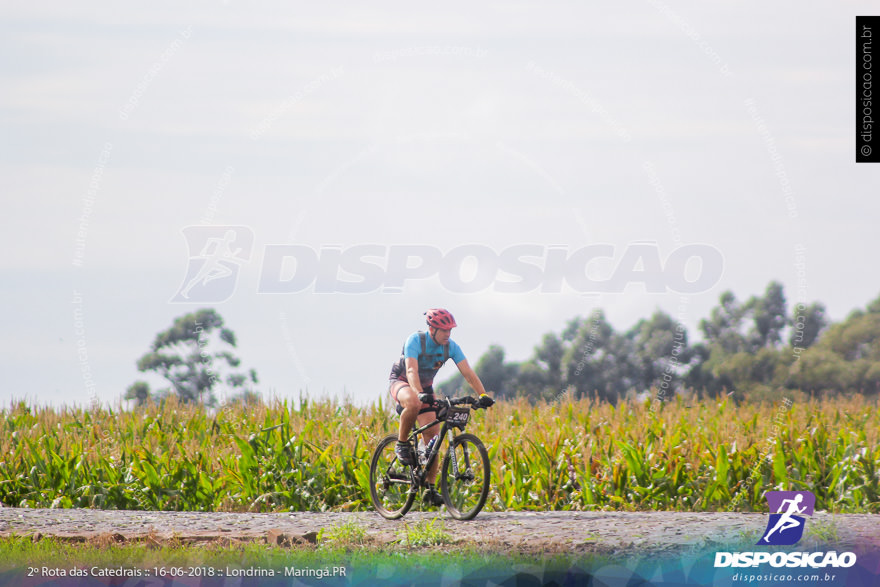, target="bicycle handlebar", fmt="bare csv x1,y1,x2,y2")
418,393,486,409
